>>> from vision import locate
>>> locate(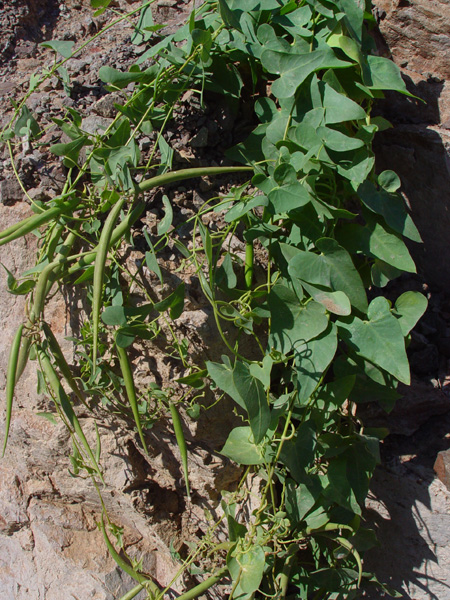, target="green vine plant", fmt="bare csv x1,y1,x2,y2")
0,0,428,598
